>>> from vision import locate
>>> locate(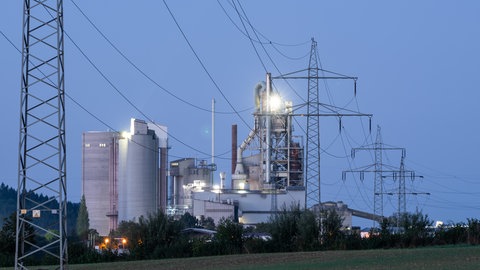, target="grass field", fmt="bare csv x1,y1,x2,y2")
3,245,480,270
